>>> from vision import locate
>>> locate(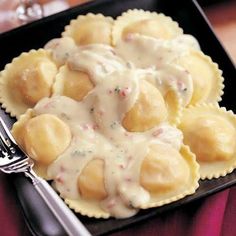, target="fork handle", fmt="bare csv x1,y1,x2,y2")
31,175,91,236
